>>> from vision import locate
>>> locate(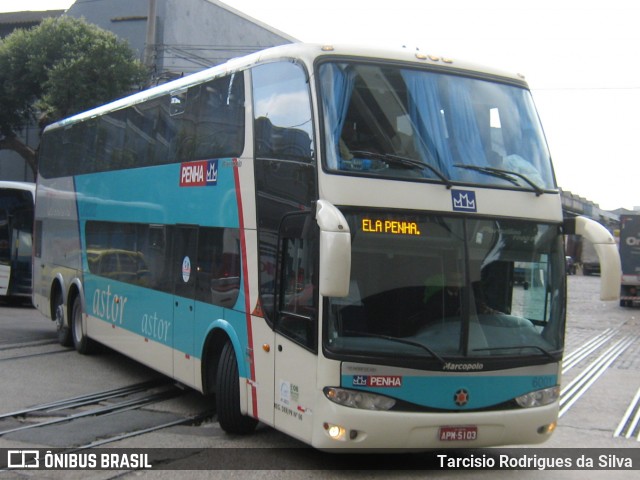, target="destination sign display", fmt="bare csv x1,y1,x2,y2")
361,218,422,236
